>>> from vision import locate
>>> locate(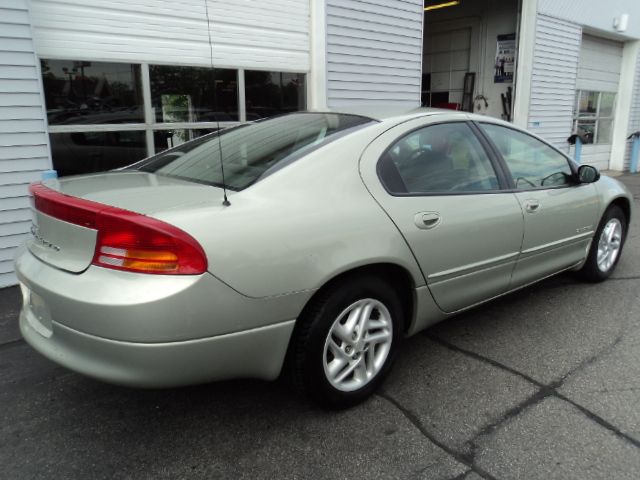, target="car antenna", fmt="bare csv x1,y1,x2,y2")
204,0,230,206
